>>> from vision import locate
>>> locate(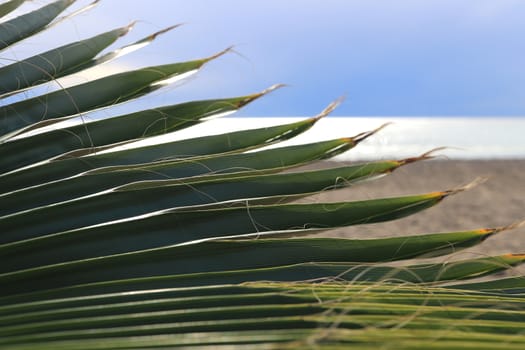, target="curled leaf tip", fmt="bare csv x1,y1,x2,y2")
353,122,390,144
